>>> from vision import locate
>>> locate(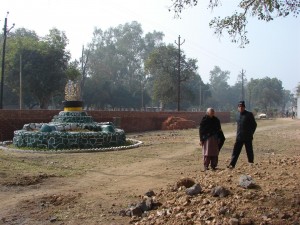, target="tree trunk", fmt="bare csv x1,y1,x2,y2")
39,98,49,109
